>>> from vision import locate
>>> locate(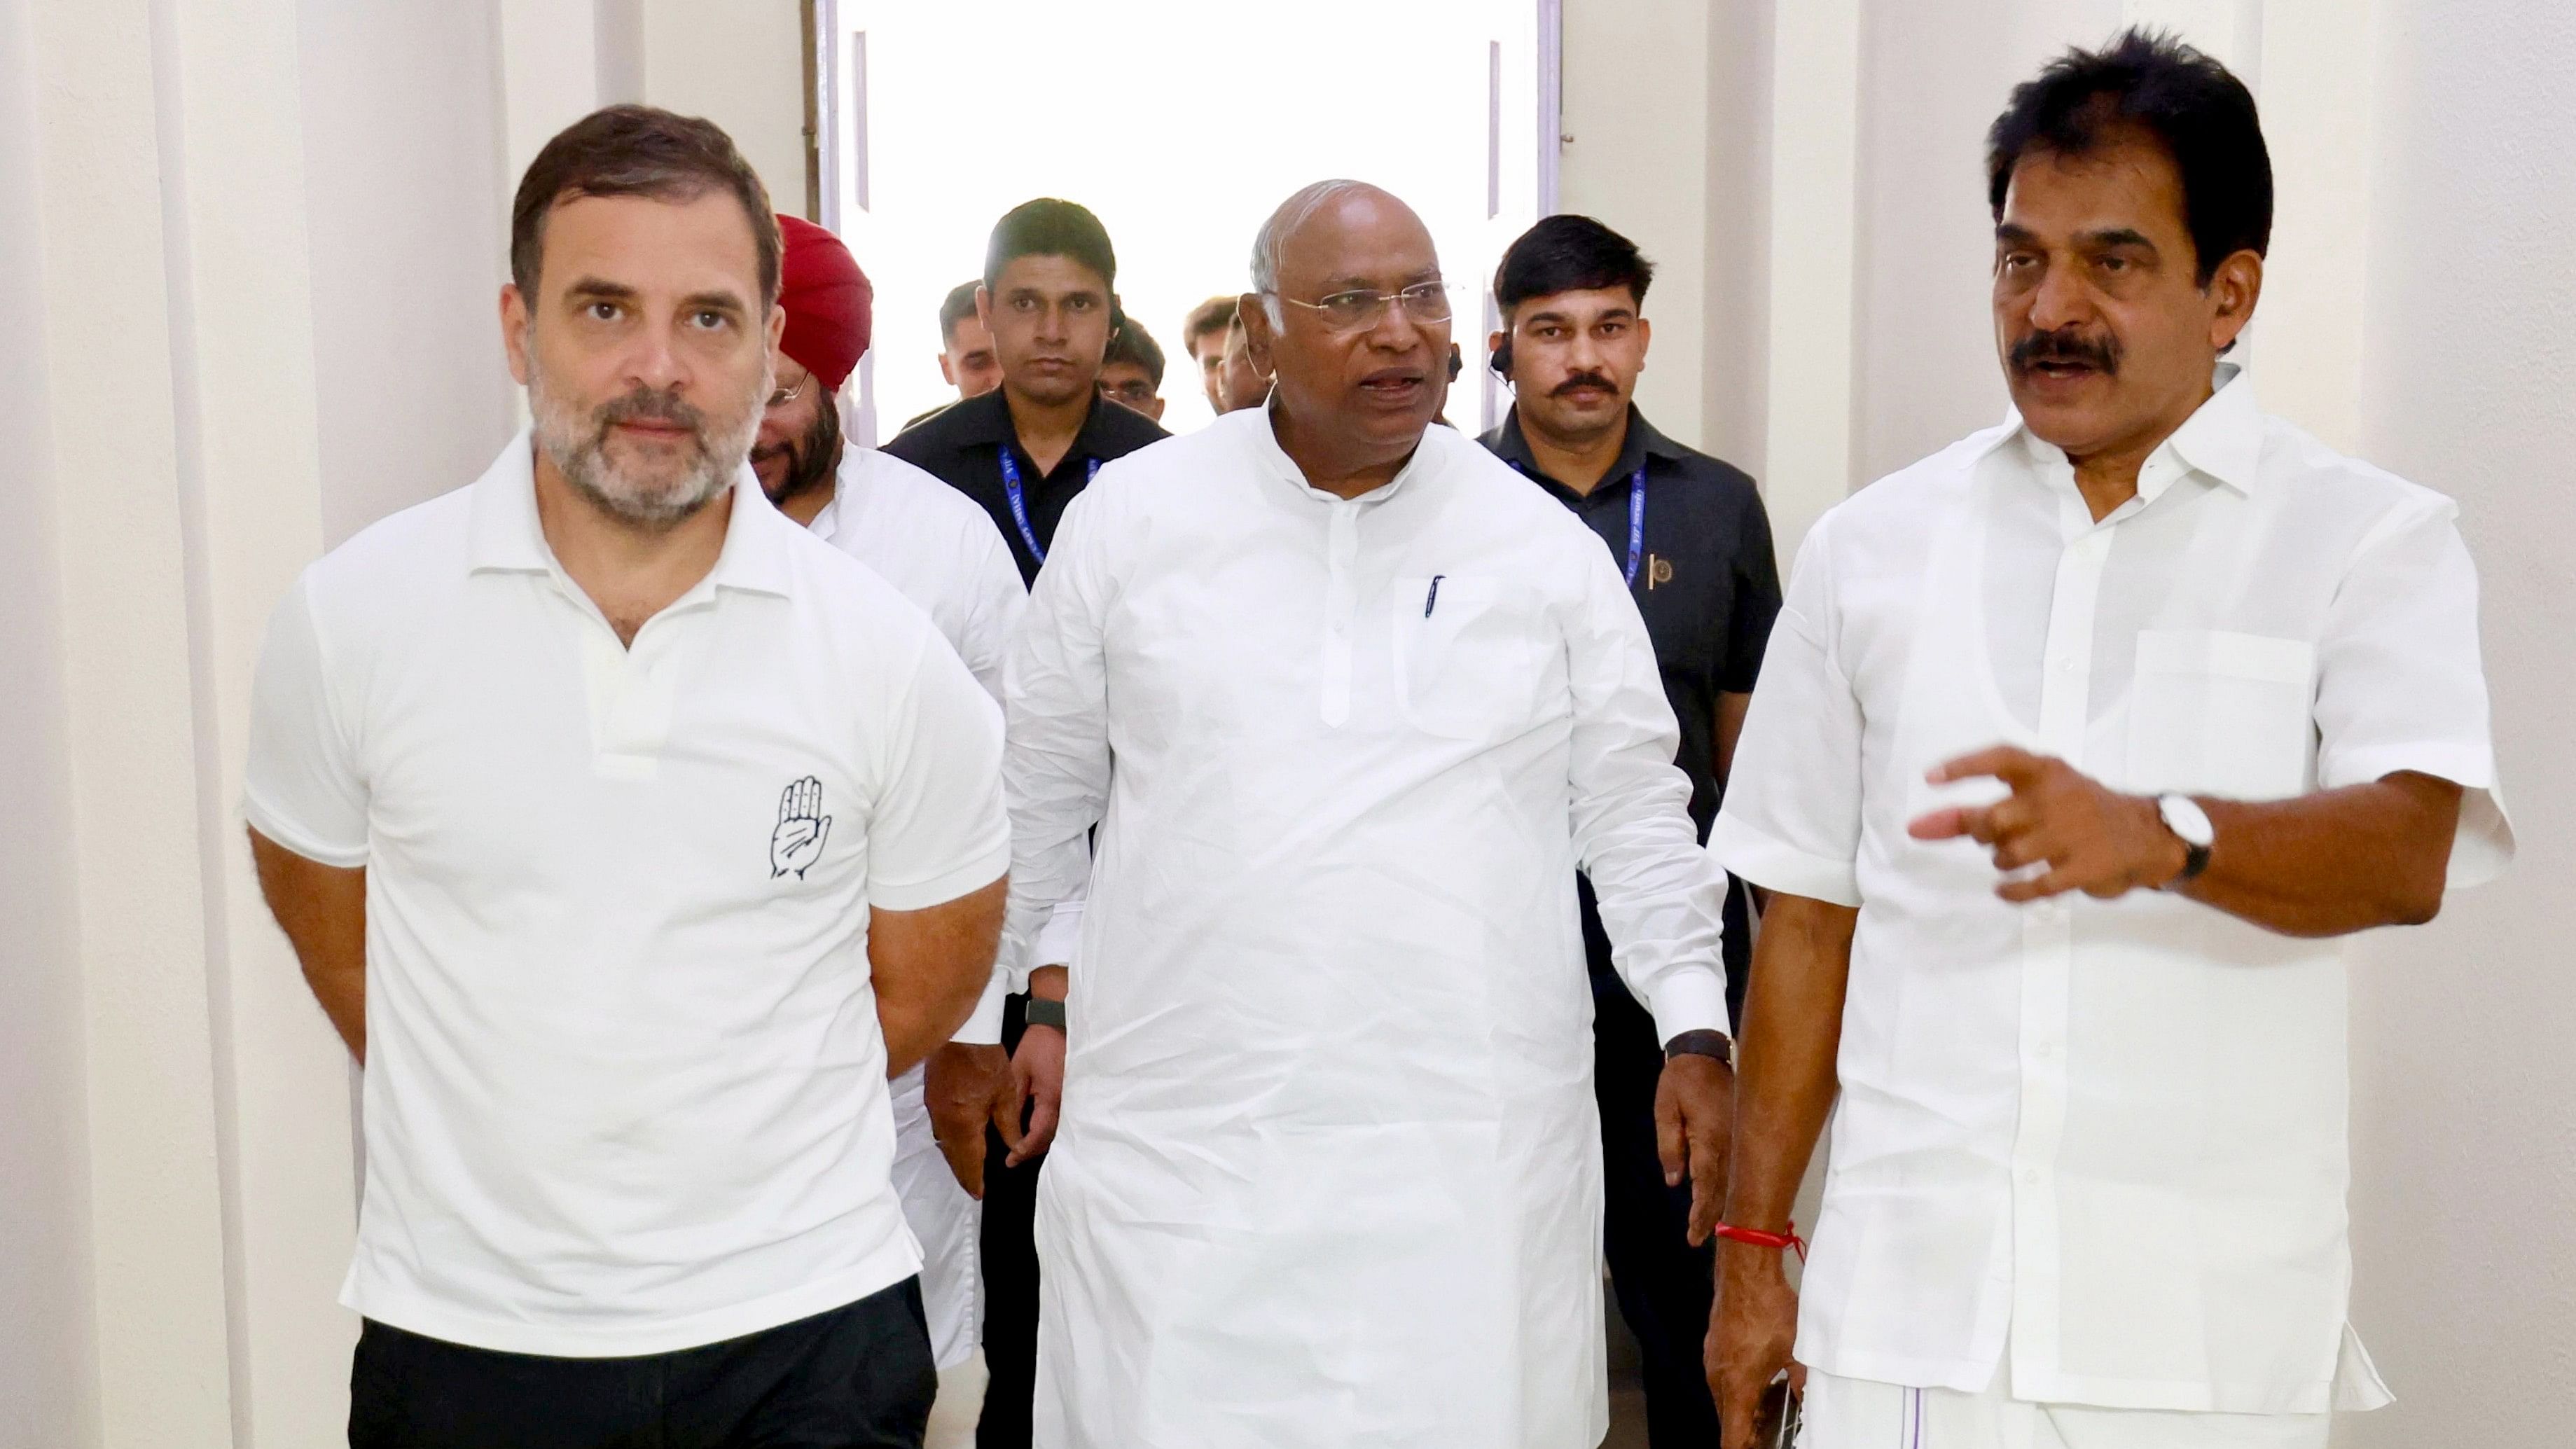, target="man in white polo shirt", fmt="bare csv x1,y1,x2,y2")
243,106,1009,1449
1705,33,2512,1449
